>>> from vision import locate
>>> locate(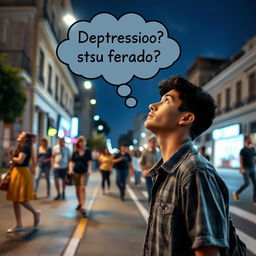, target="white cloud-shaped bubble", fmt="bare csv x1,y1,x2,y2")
57,12,181,86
